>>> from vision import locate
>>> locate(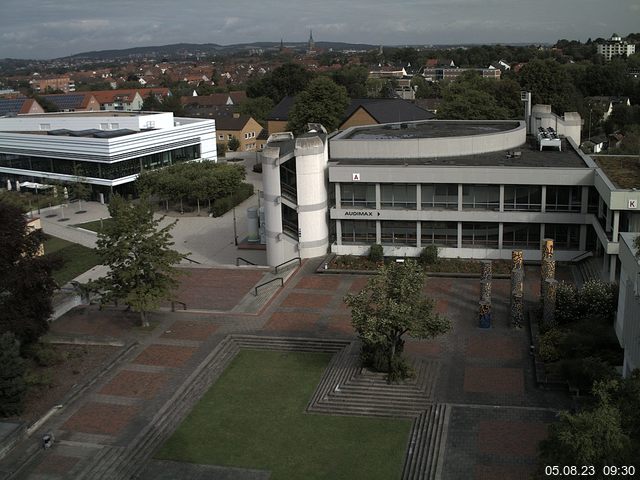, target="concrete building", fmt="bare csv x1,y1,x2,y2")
30,76,75,93
40,93,101,112
597,33,636,61
0,111,216,198
616,233,640,377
